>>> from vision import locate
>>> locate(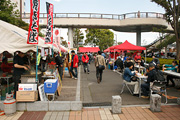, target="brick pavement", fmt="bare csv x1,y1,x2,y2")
0,105,180,120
